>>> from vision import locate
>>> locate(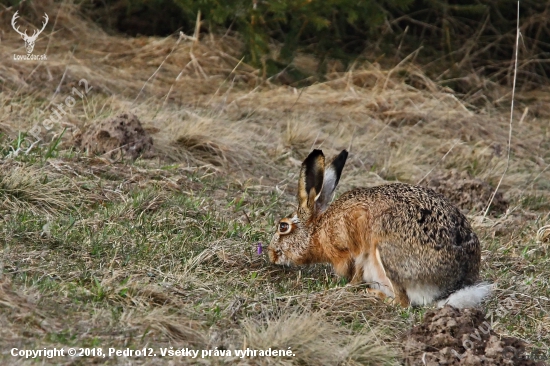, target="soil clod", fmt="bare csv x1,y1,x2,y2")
402,305,546,366
423,170,508,215
75,113,154,160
